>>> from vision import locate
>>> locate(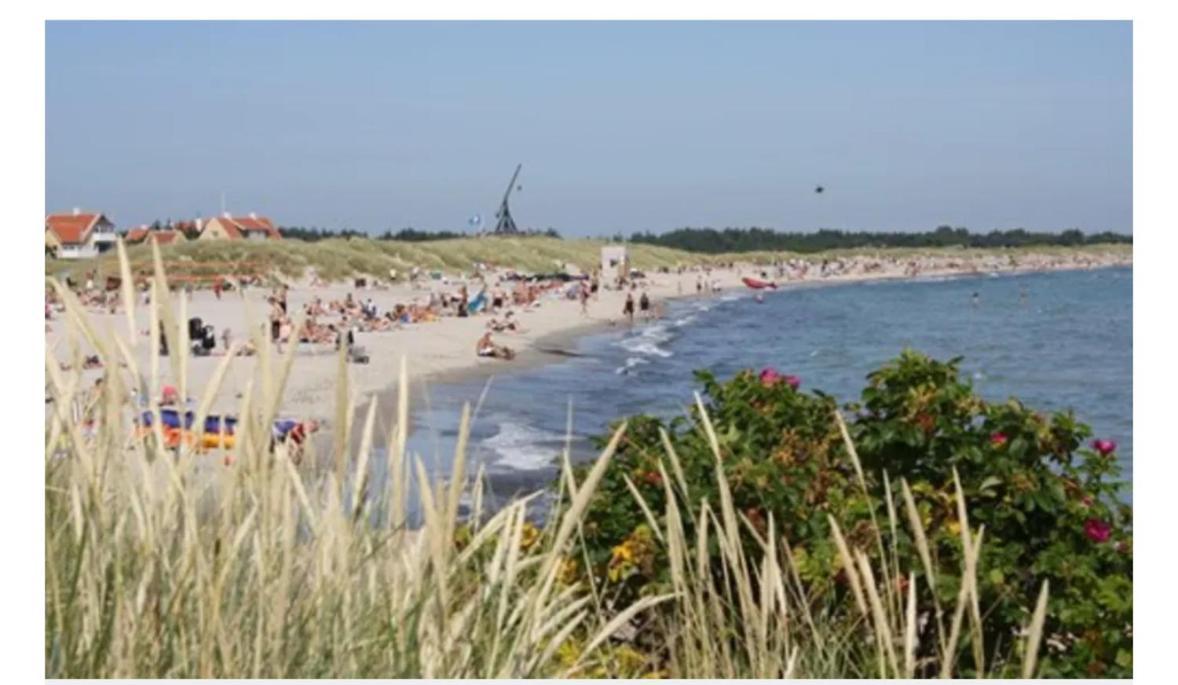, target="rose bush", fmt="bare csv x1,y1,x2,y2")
562,350,1132,677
